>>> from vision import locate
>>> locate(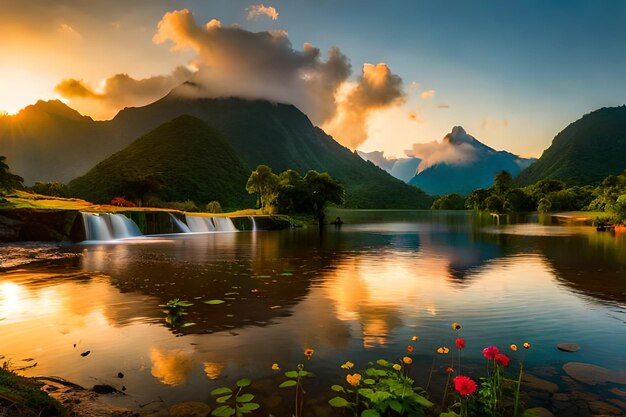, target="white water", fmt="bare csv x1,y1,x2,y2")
81,213,142,241
169,213,192,233
185,215,237,233
249,216,257,231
